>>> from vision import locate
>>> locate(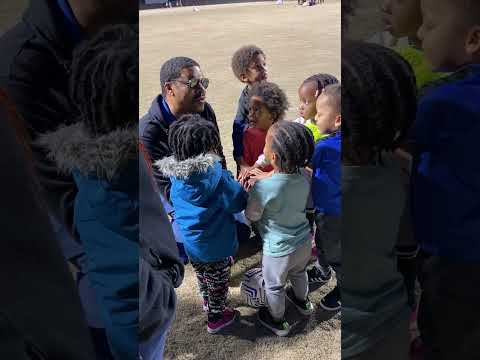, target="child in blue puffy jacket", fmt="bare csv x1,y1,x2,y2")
156,114,248,335
38,25,138,359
